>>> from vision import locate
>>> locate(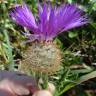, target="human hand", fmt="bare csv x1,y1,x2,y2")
0,71,54,96
0,70,38,96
